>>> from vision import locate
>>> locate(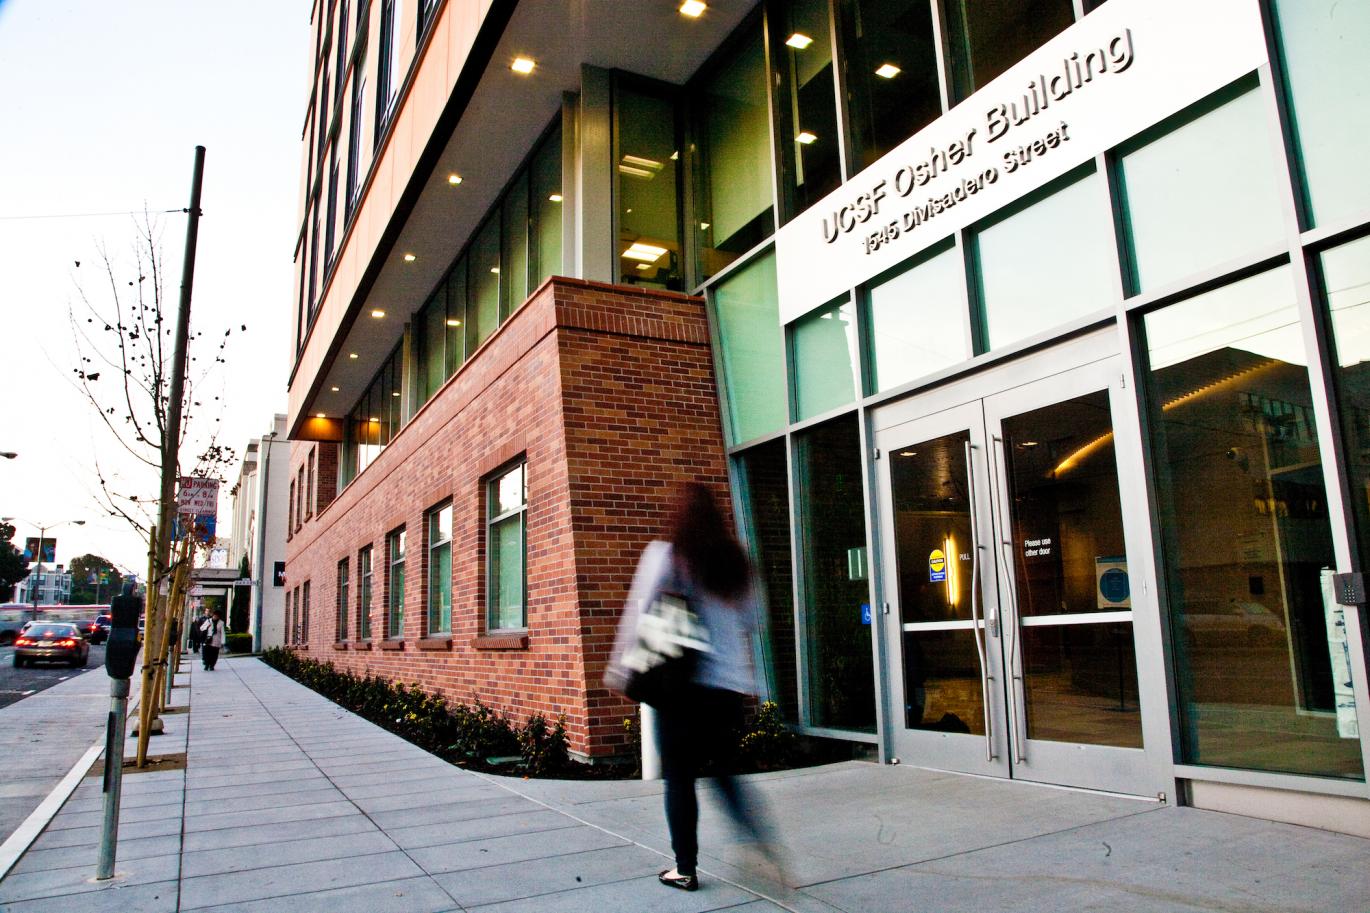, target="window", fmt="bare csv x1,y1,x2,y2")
1321,236,1370,576
500,172,530,318
335,0,350,106
306,449,316,519
324,157,339,268
302,581,311,644
615,81,683,289
713,249,786,444
1117,80,1284,293
790,297,859,421
865,240,969,393
307,207,320,320
342,344,402,485
487,462,527,631
774,0,841,219
419,0,438,33
288,479,296,536
1143,267,1361,780
530,123,563,287
470,216,501,347
376,0,403,138
387,527,406,639
346,56,366,216
358,545,373,640
318,69,331,166
296,466,306,530
693,22,775,282
336,558,350,642
427,502,453,635
945,0,1075,102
